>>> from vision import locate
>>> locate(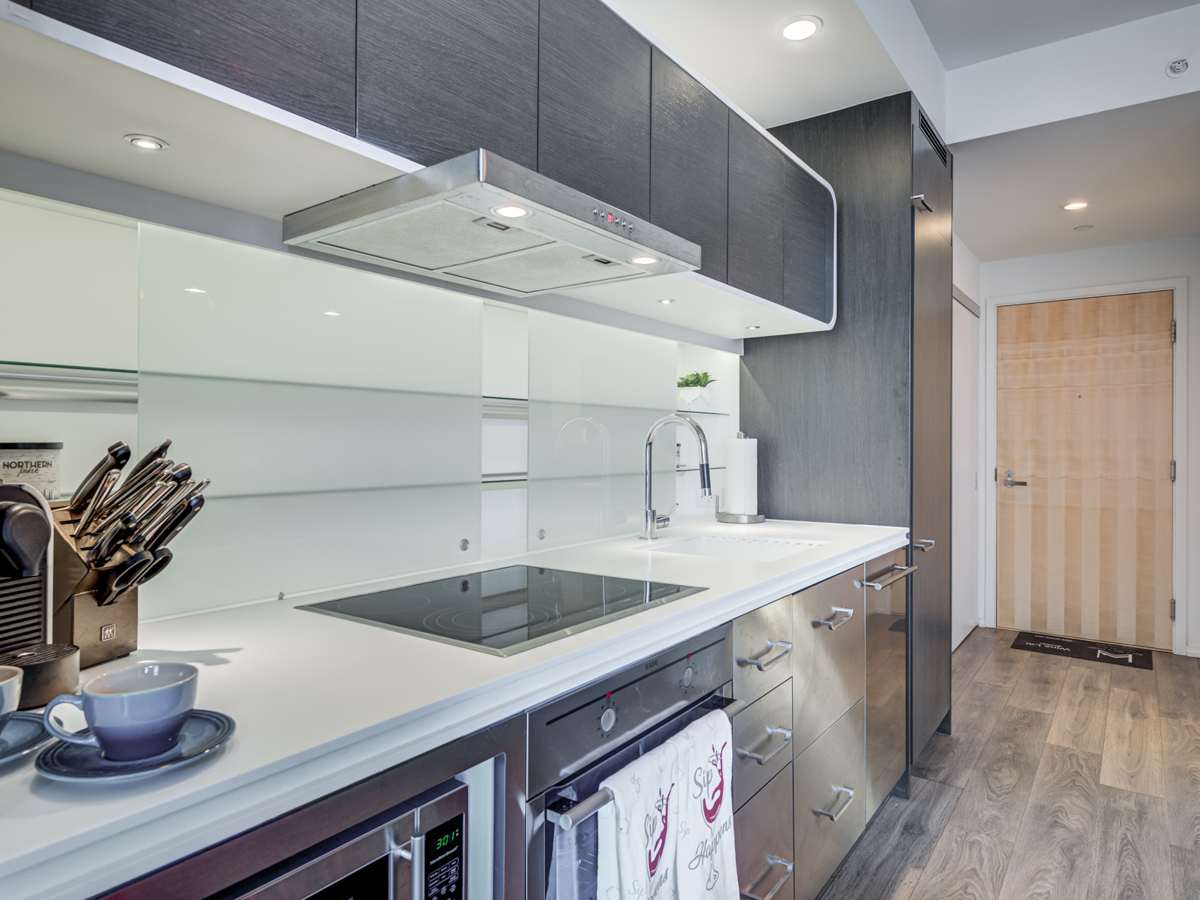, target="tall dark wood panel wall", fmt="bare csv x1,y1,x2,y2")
743,92,953,776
